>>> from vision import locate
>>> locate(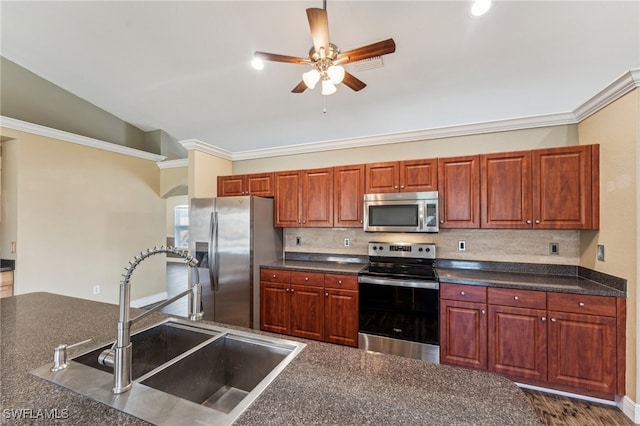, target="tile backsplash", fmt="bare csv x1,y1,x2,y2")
284,228,580,265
